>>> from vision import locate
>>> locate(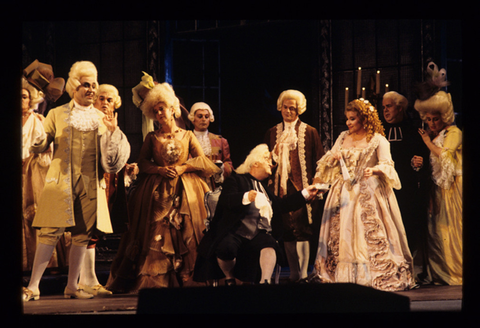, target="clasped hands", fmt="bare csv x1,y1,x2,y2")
158,165,187,178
